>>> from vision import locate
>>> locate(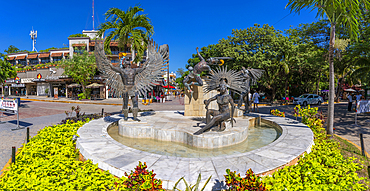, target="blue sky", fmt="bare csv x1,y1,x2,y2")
0,0,319,74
